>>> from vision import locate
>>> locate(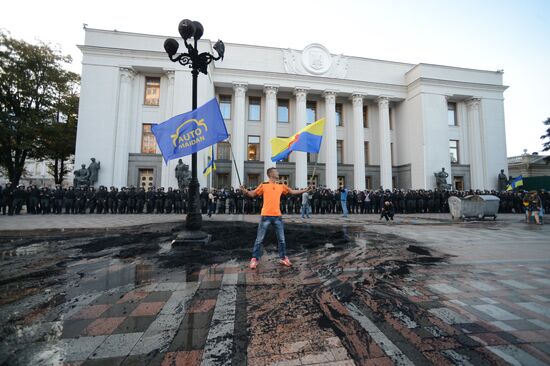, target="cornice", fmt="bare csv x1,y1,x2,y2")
407,77,508,92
